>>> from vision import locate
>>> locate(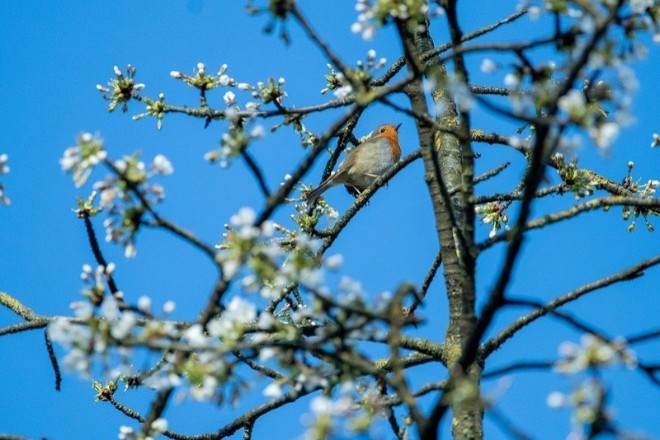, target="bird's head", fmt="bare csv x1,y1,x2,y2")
369,123,402,160
368,123,401,141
